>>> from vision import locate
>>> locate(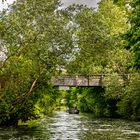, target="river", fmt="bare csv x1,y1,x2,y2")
1,111,140,140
